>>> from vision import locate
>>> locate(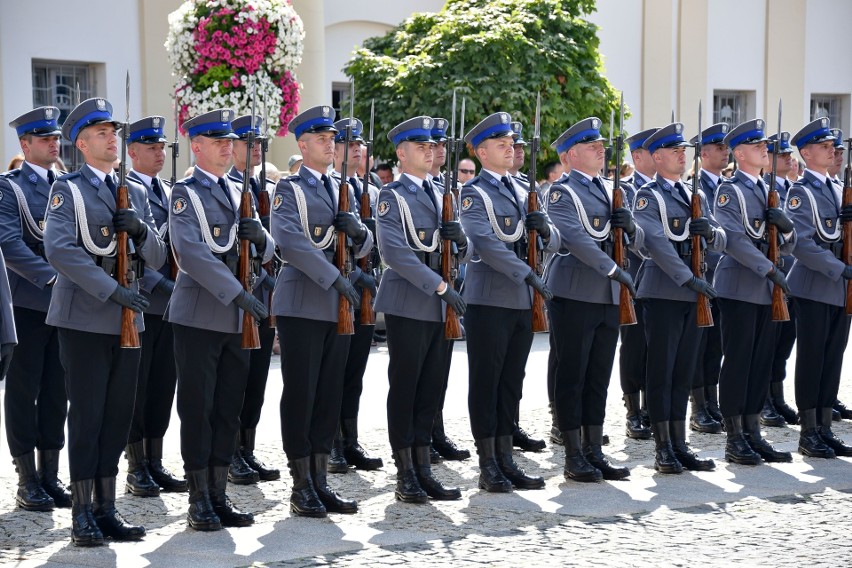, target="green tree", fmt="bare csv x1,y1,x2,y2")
344,0,622,174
